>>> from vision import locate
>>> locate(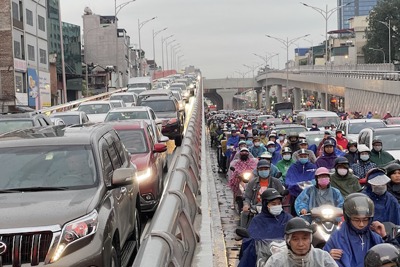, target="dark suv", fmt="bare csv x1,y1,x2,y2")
0,111,52,134
0,124,141,266
139,95,184,146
